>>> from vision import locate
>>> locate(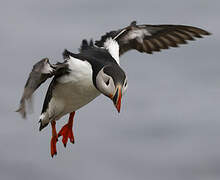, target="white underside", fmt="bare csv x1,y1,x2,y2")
40,56,100,126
